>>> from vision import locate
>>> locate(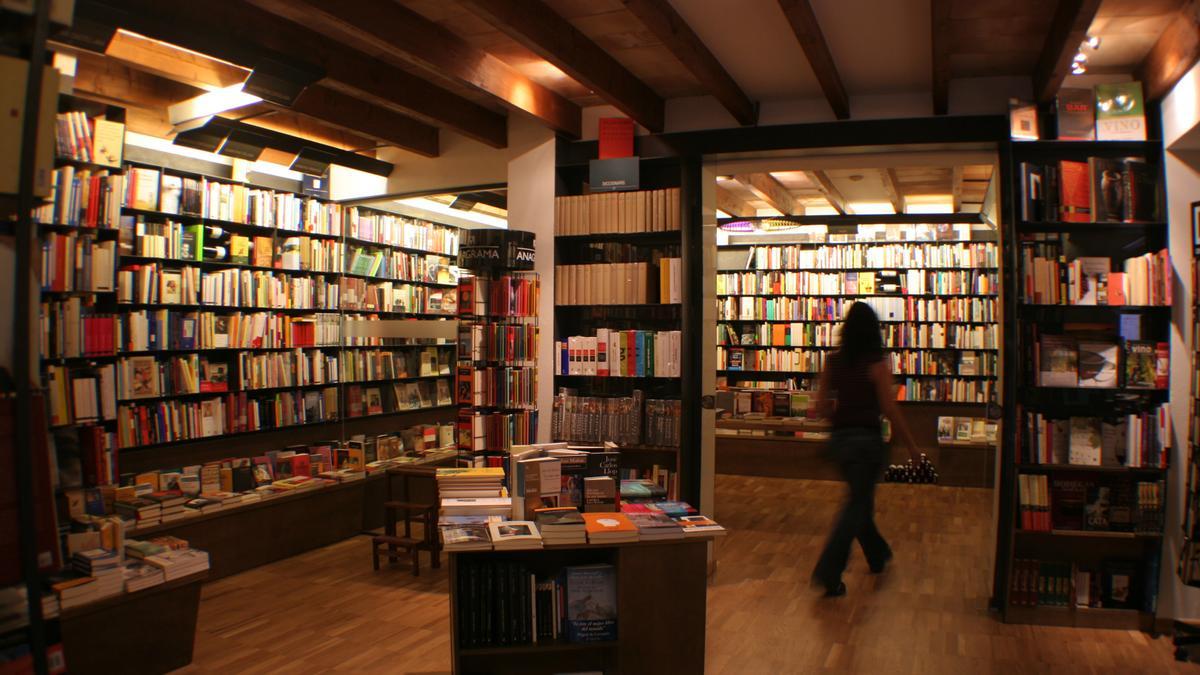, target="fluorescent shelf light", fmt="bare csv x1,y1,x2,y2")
394,197,508,229
848,202,896,215
168,83,262,127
